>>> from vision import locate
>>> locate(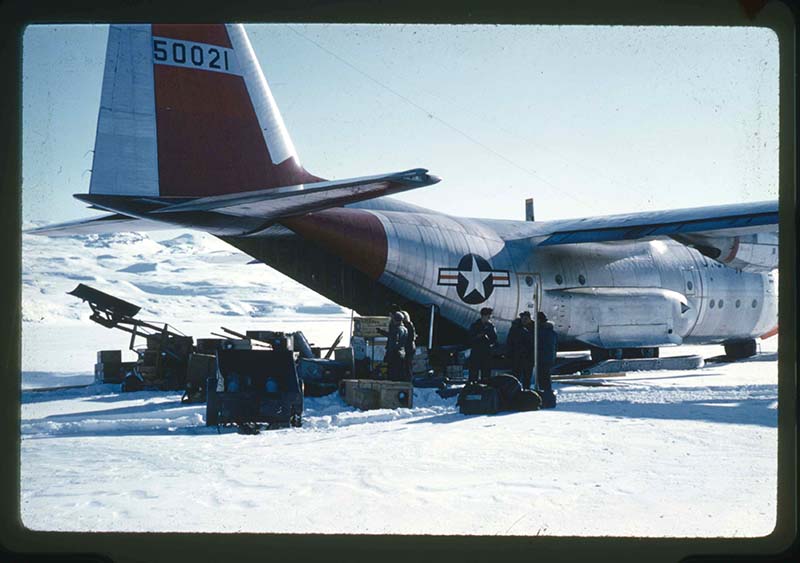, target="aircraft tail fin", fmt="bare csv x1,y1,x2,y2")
90,24,319,199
